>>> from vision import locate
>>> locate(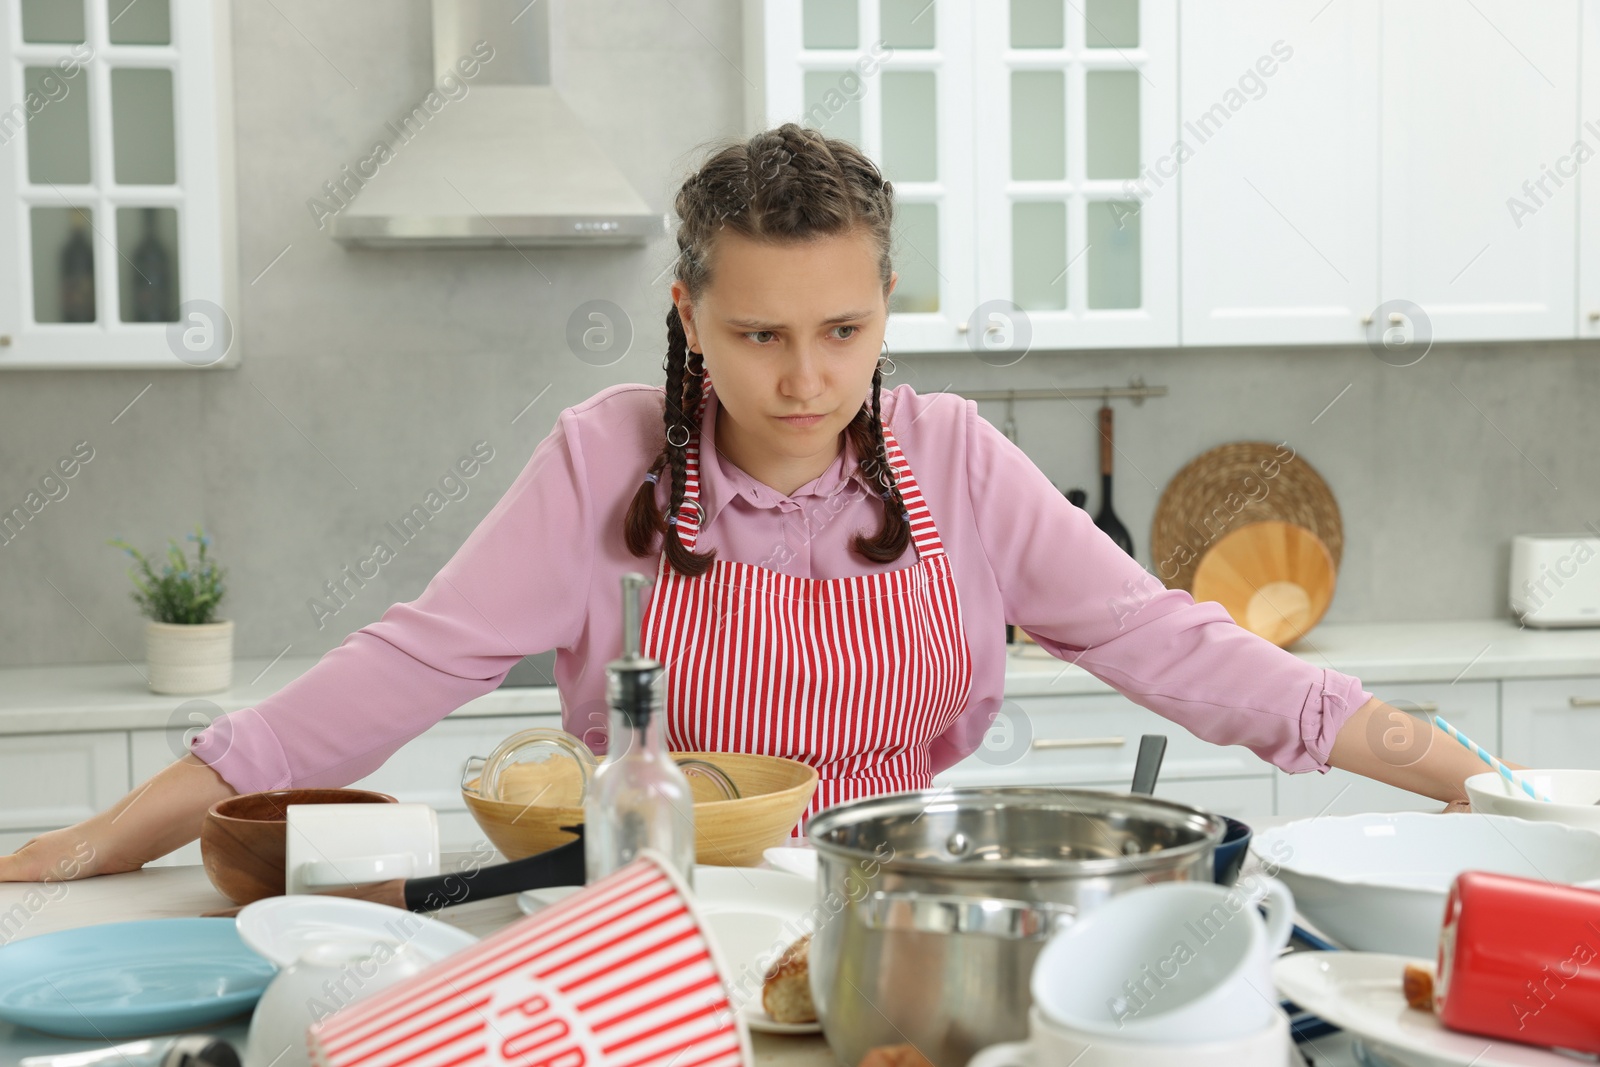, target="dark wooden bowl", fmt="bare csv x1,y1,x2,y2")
200,788,396,905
